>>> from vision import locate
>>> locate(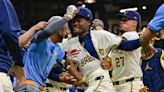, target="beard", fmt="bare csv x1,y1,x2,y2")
58,35,64,42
